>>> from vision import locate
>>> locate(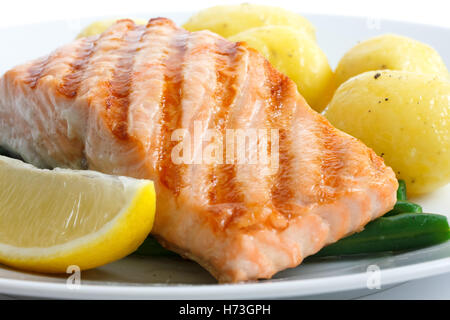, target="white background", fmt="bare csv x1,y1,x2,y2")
0,0,449,29
0,0,449,299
